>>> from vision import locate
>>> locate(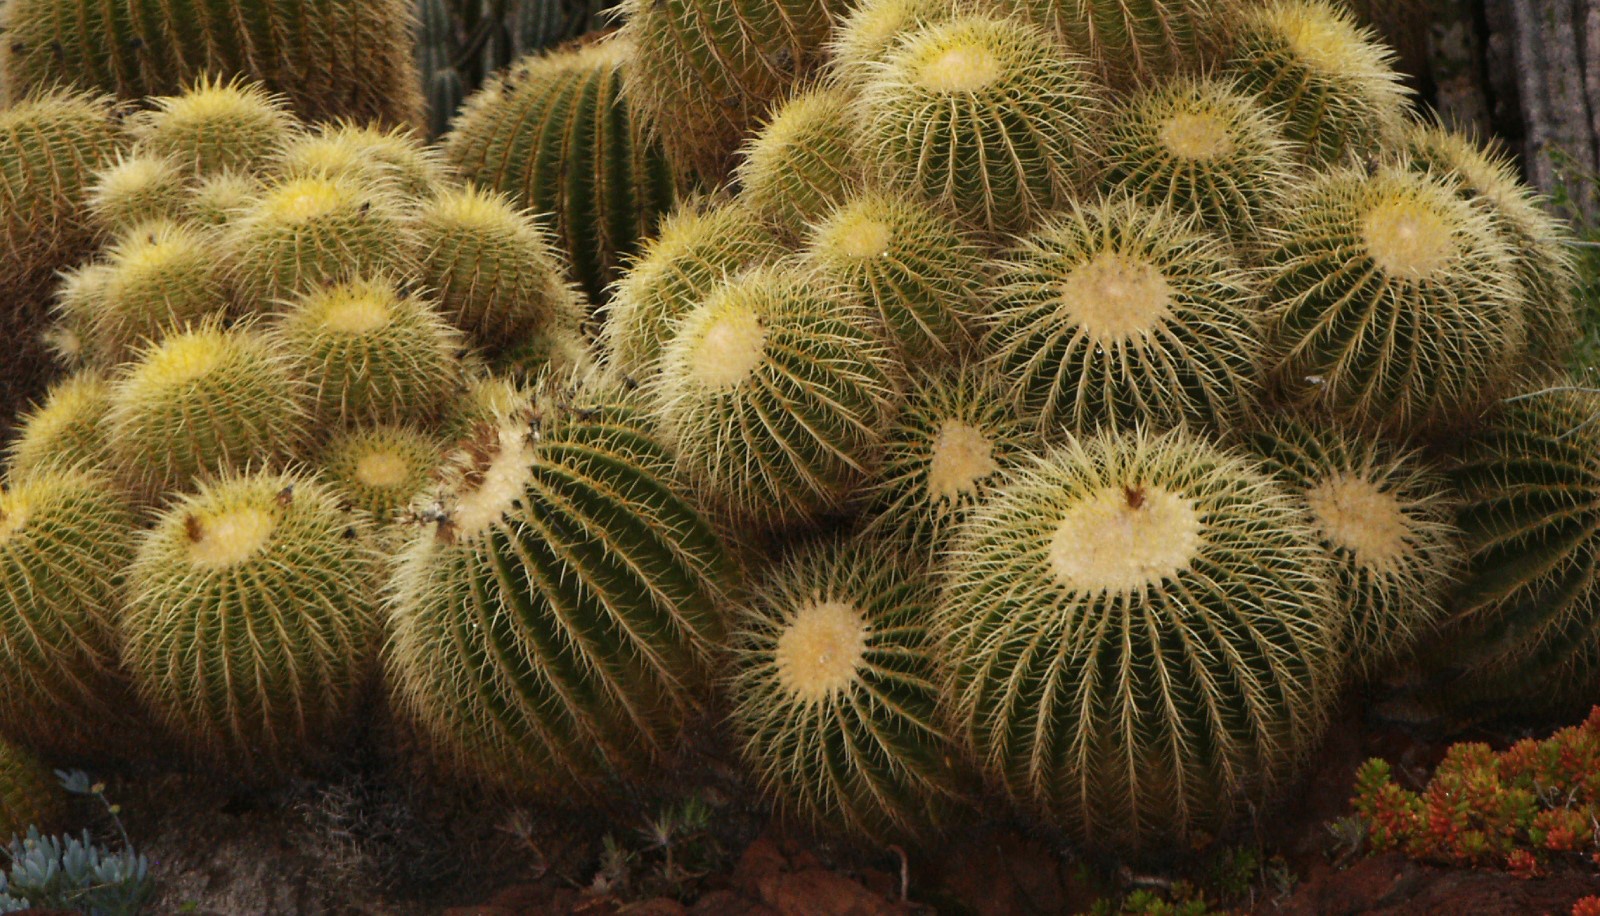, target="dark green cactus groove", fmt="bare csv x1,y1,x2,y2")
444,41,675,308
385,382,733,794
0,0,425,129
616,0,840,188
937,427,1341,852
729,533,967,843
122,469,382,776
986,195,1264,434
1243,416,1463,678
